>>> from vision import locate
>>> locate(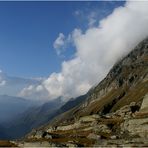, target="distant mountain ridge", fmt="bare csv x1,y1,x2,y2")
1,95,87,139
0,94,39,139
1,97,64,139
0,95,35,122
